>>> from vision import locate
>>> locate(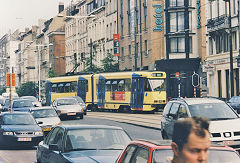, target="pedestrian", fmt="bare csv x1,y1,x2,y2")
170,116,211,163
